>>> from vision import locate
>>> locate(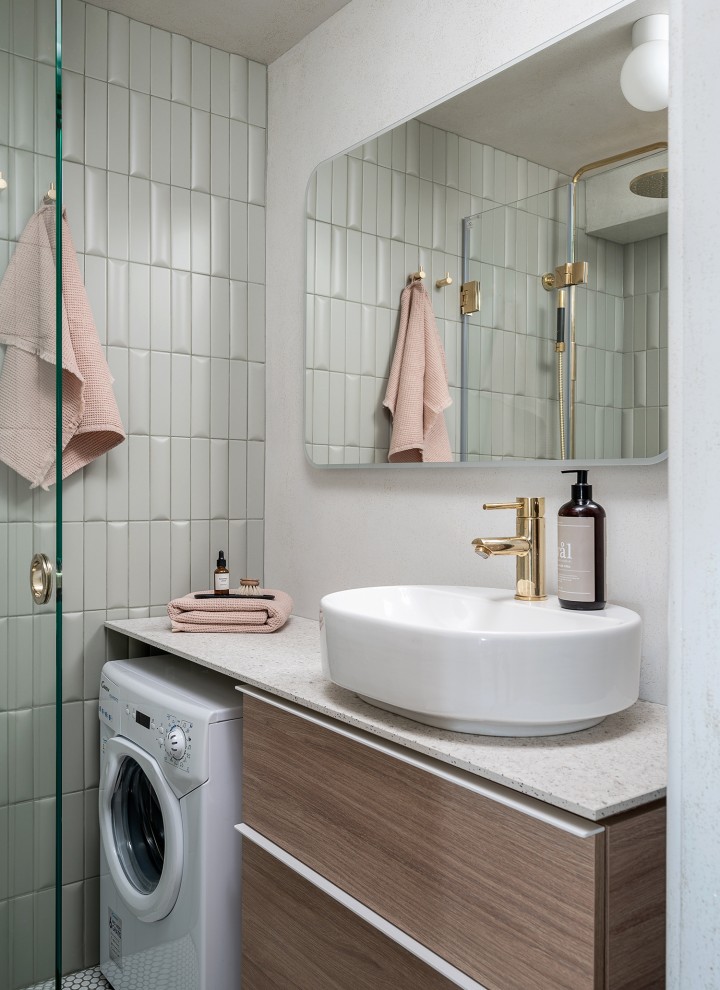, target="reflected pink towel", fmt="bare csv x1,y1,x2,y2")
0,204,125,488
167,590,294,633
383,281,452,462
